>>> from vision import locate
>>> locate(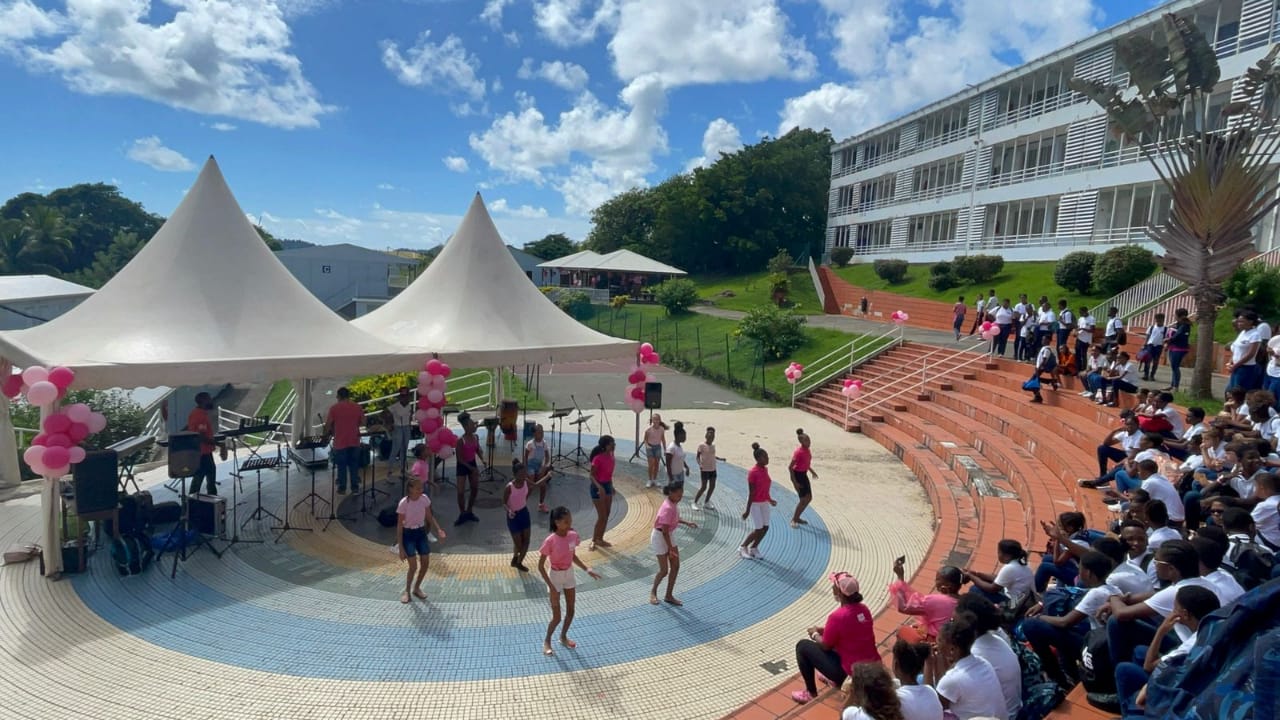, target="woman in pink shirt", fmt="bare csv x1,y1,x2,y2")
791,571,880,705
888,557,963,643
789,428,818,528
538,507,600,656
740,443,778,560
588,435,616,551
650,481,698,606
